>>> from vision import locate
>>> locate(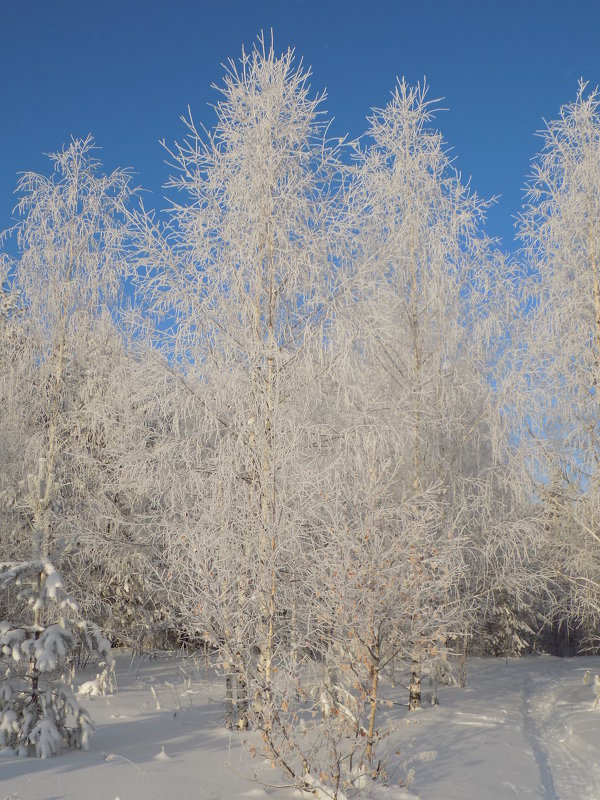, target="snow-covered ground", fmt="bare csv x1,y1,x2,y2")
2,651,600,800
